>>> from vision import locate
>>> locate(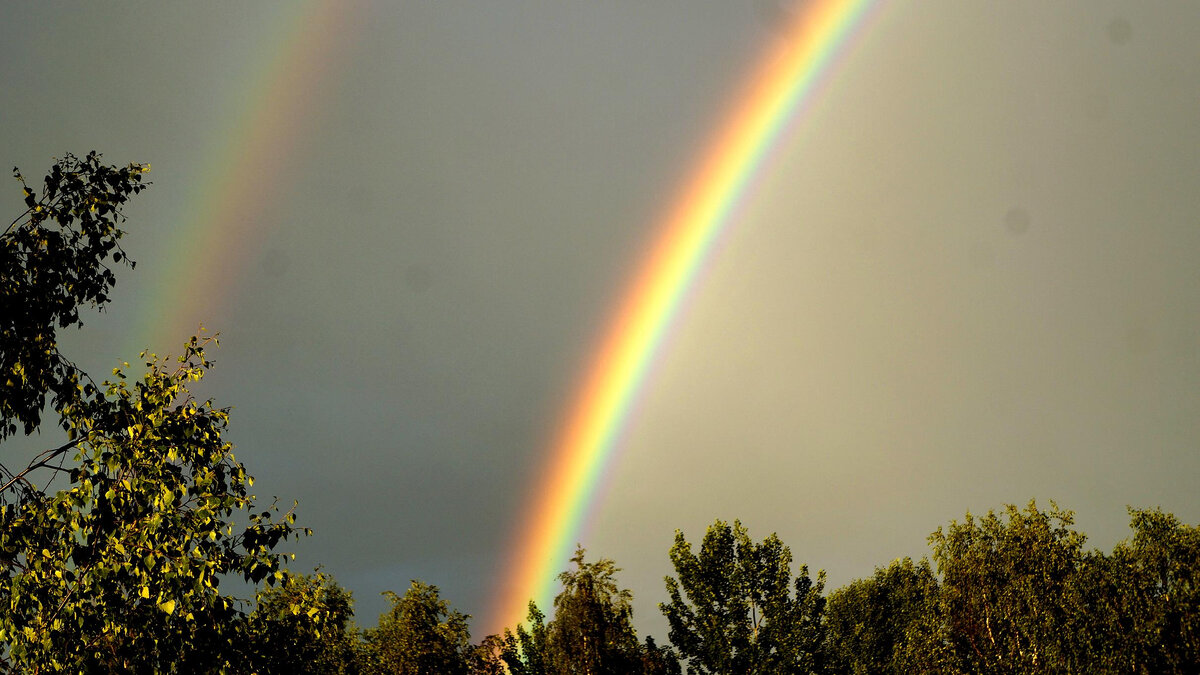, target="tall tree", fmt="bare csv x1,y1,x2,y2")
244,569,362,674
502,601,551,675
1063,508,1200,673
823,557,939,675
661,520,825,675
1118,507,1200,672
0,154,306,673
363,580,472,675
502,551,679,675
545,546,643,675
925,500,1084,674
